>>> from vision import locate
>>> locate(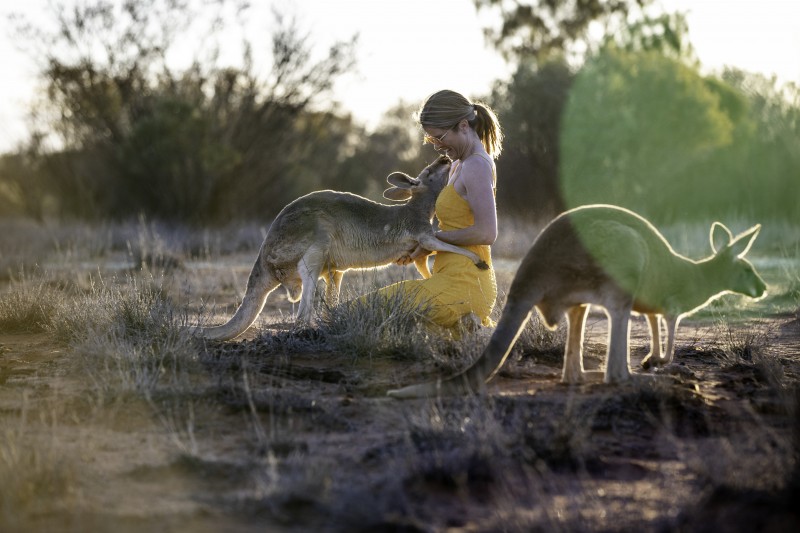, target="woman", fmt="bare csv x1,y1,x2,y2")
376,89,503,329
